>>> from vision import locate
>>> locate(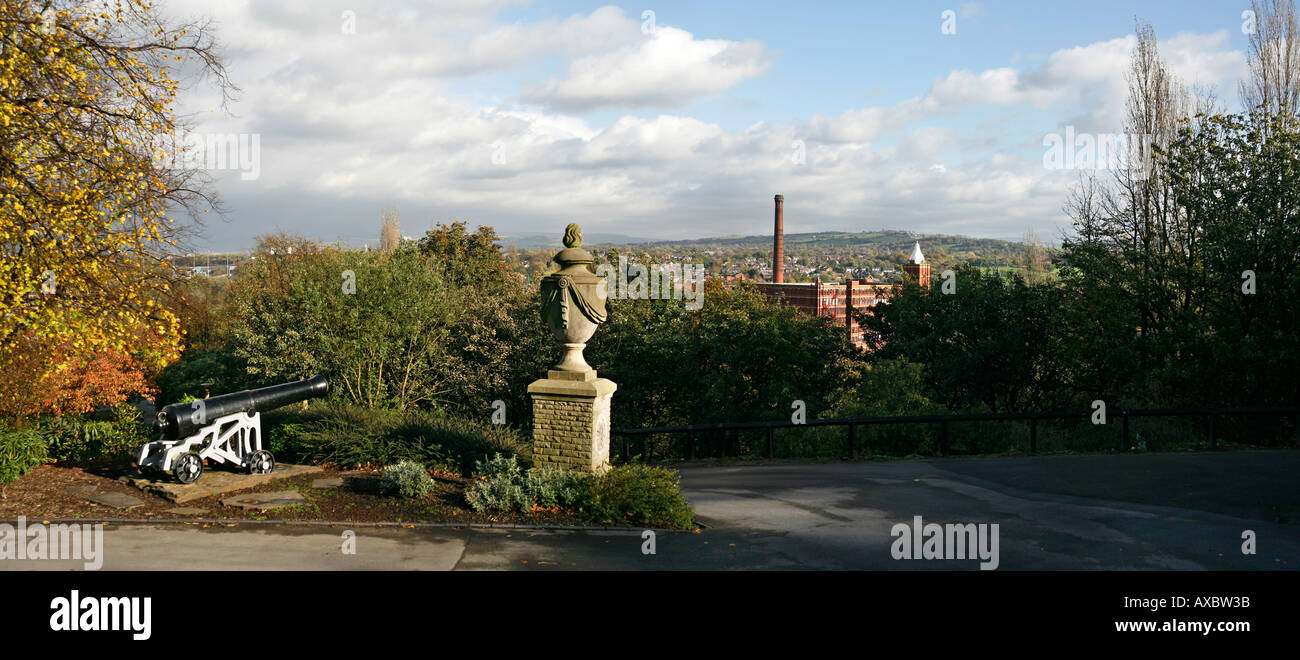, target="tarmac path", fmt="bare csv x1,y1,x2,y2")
4,450,1297,571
